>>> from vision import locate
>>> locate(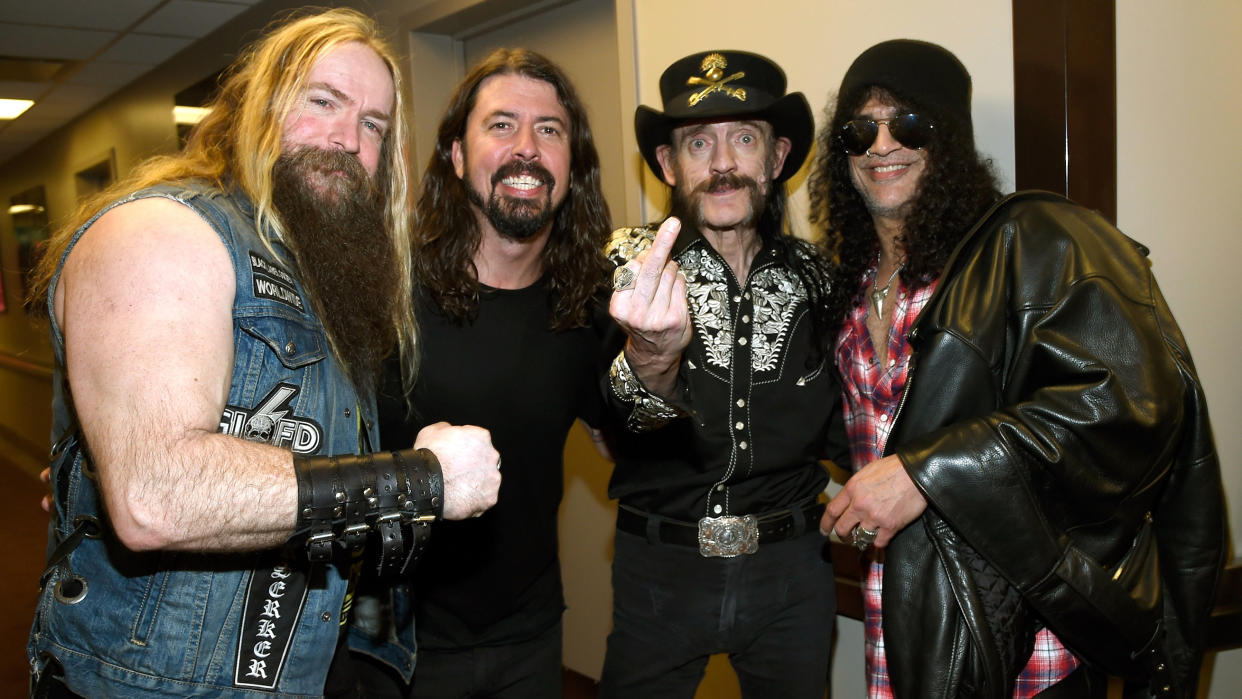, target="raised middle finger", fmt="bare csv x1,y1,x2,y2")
633,217,681,299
